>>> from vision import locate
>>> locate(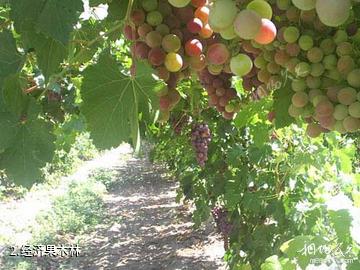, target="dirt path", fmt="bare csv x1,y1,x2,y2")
69,155,226,270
